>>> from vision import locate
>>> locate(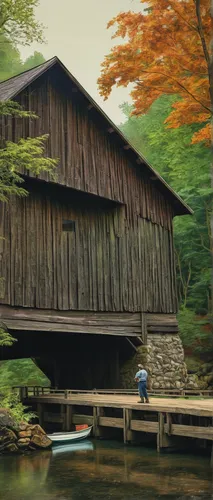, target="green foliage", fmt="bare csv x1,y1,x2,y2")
0,35,45,82
0,359,50,387
0,327,17,347
22,51,45,71
0,8,53,203
0,386,36,424
0,0,45,46
0,34,22,81
0,100,37,118
0,133,58,202
178,308,213,357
